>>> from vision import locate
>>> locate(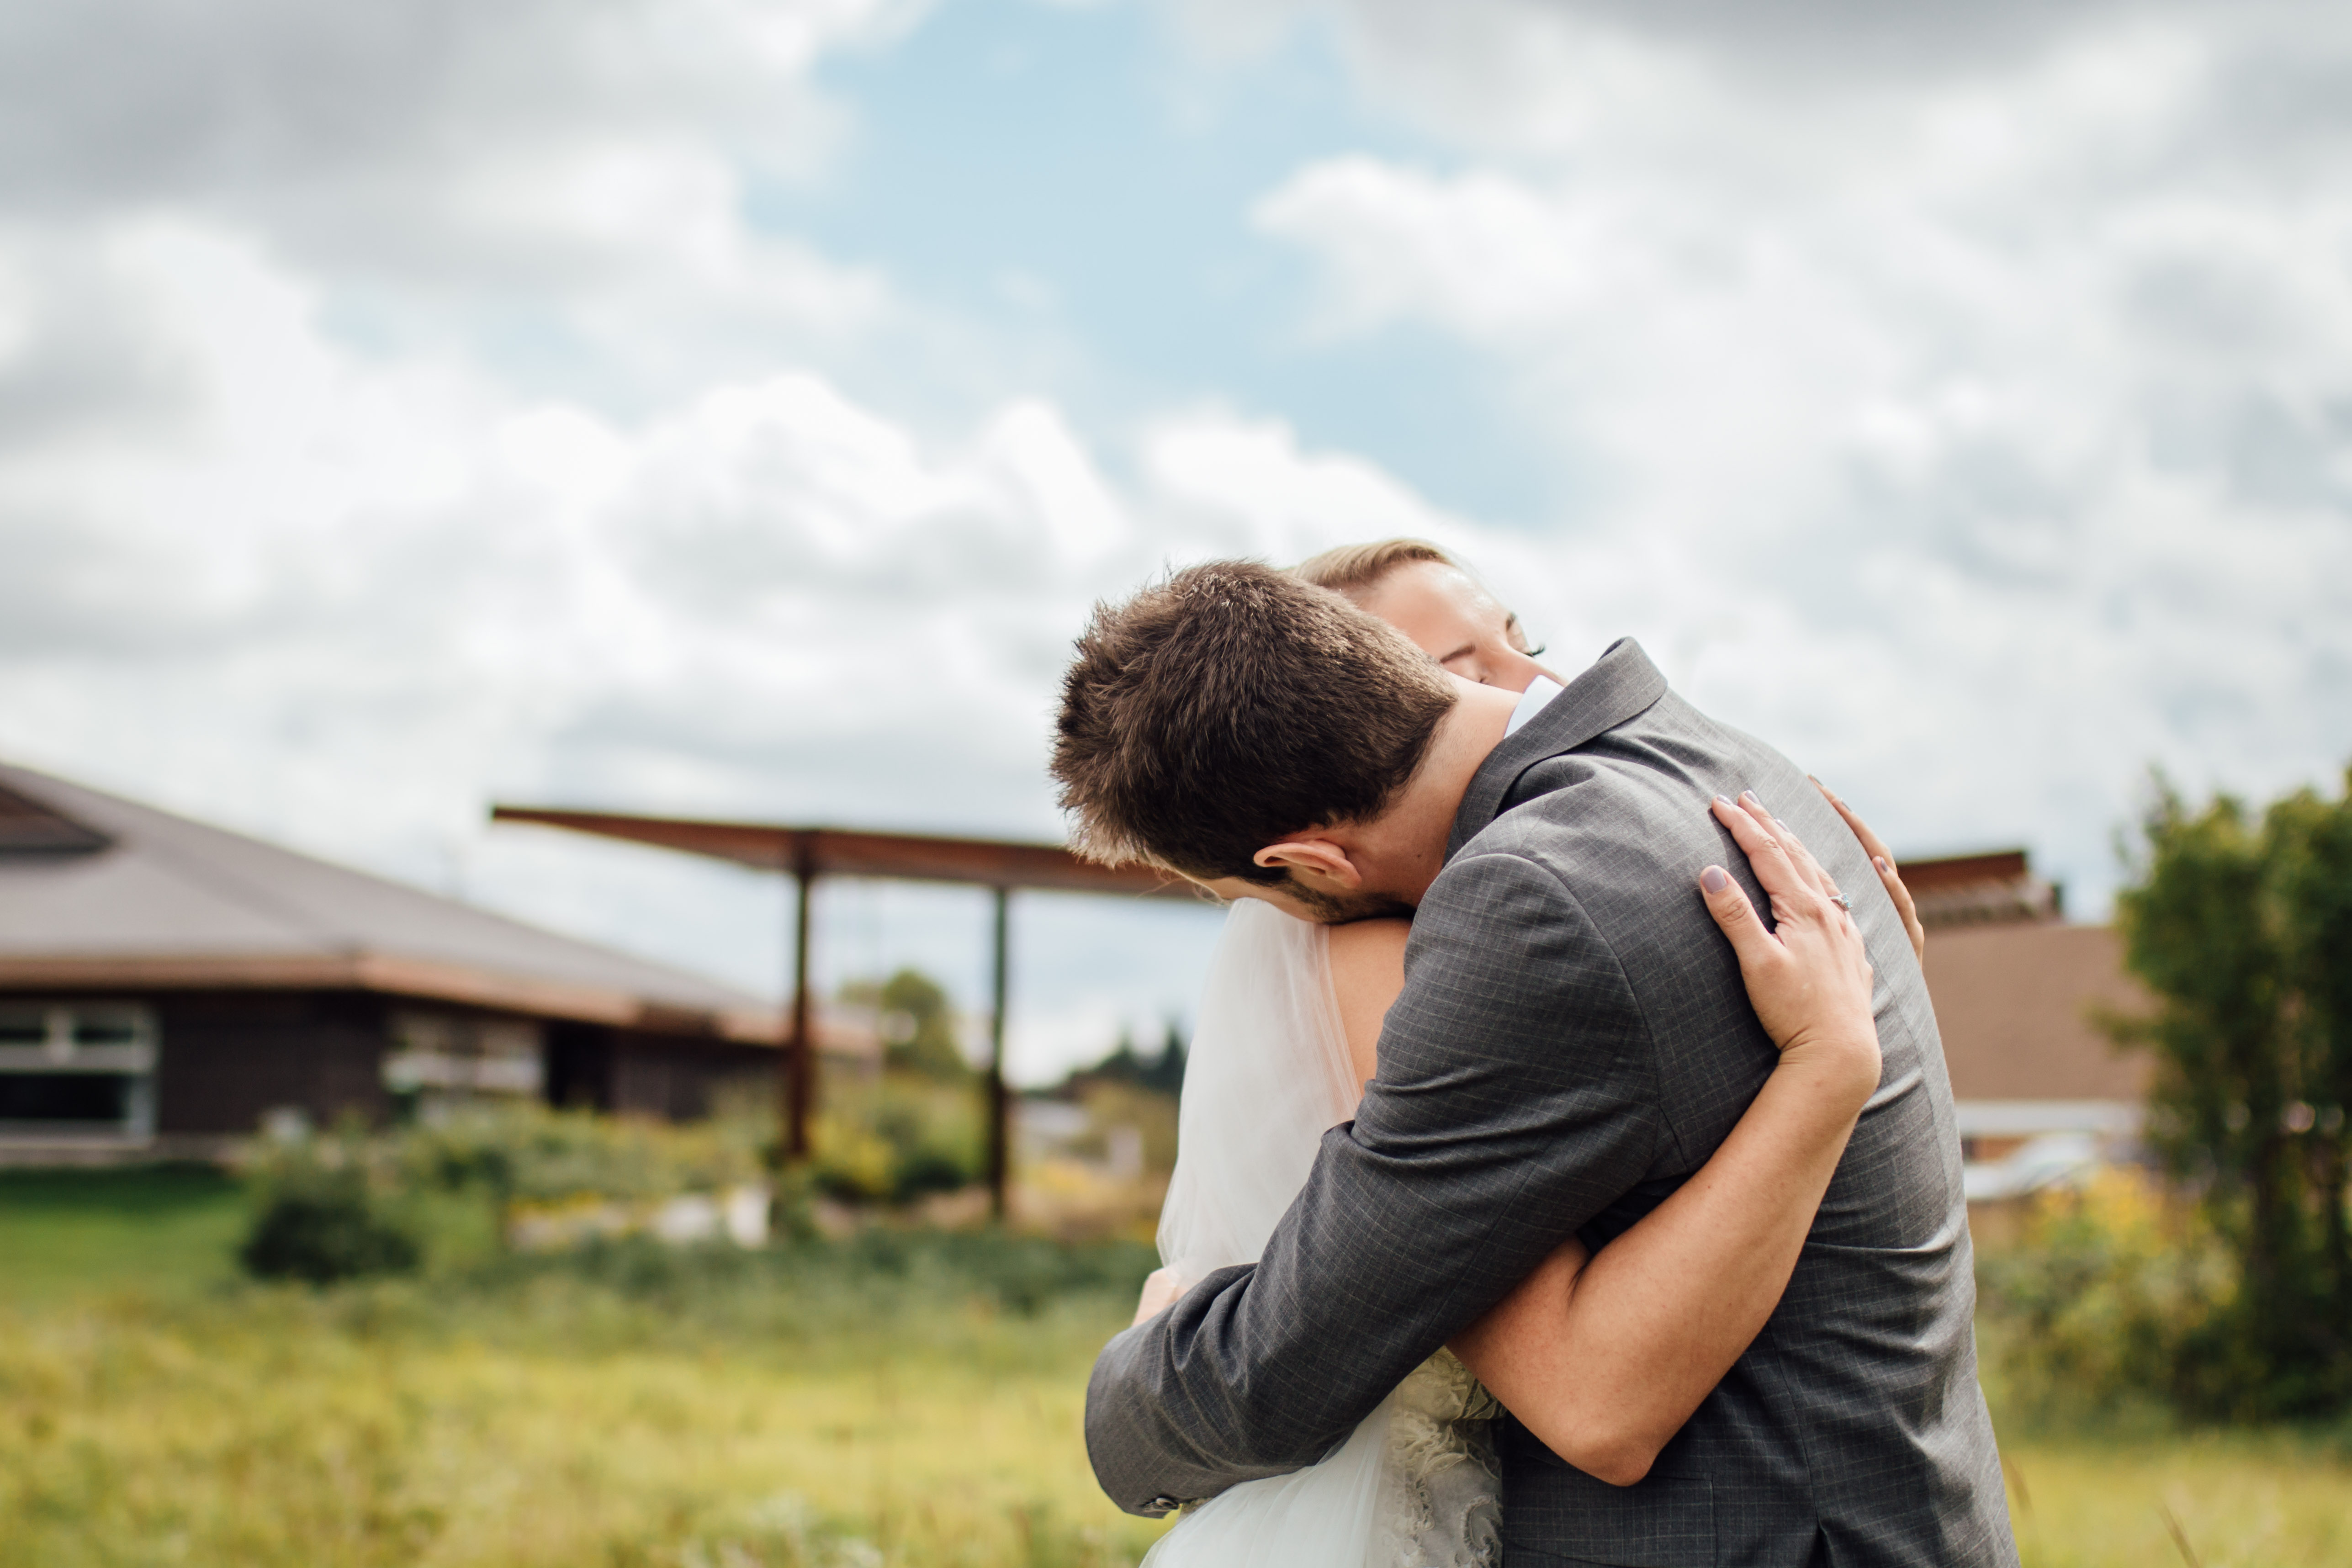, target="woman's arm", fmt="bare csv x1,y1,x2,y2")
1328,792,1881,1487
